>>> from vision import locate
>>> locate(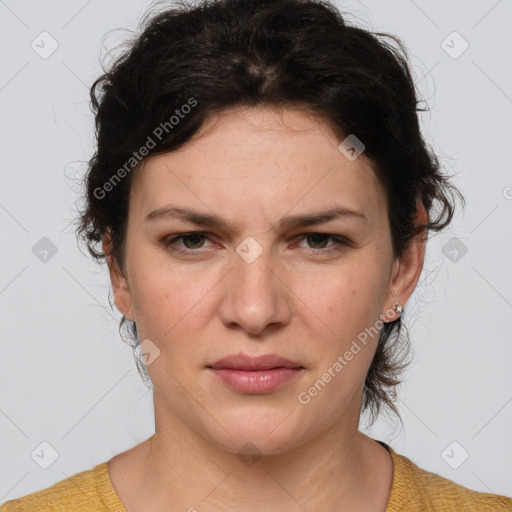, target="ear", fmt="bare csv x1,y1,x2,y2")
382,200,428,322
103,231,135,322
